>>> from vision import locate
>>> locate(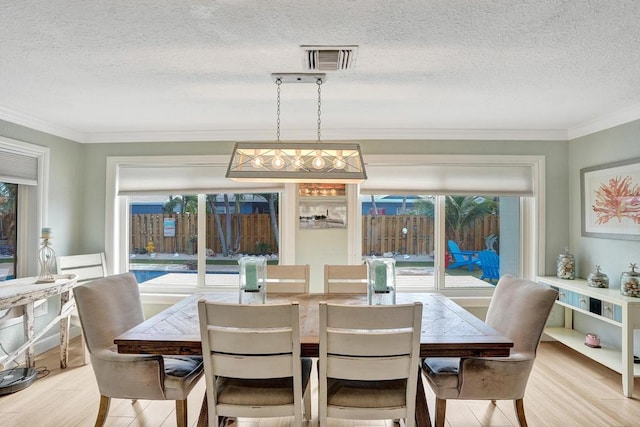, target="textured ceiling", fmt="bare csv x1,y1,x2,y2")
1,1,640,143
